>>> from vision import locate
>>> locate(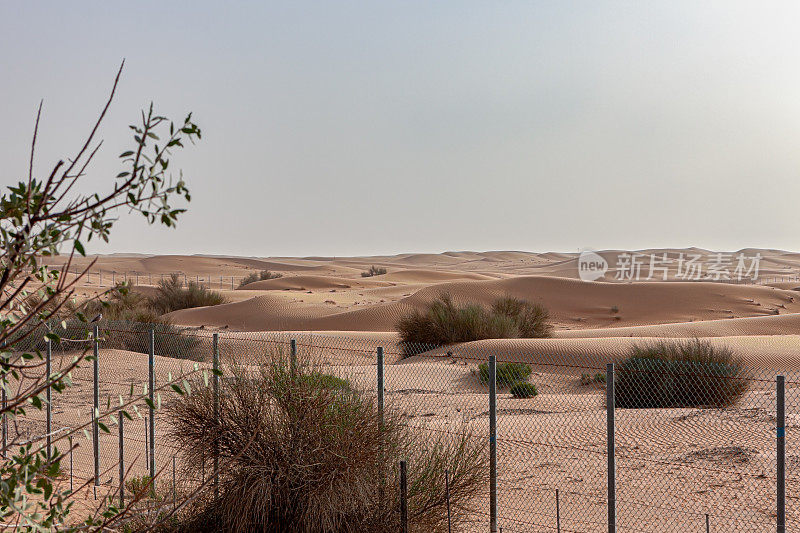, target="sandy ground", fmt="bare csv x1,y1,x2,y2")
21,248,800,531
